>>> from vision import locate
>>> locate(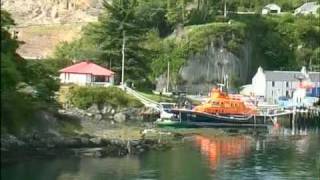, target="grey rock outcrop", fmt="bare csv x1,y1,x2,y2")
1,134,26,151
87,104,100,114
156,41,252,95
114,112,126,123
101,104,114,115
